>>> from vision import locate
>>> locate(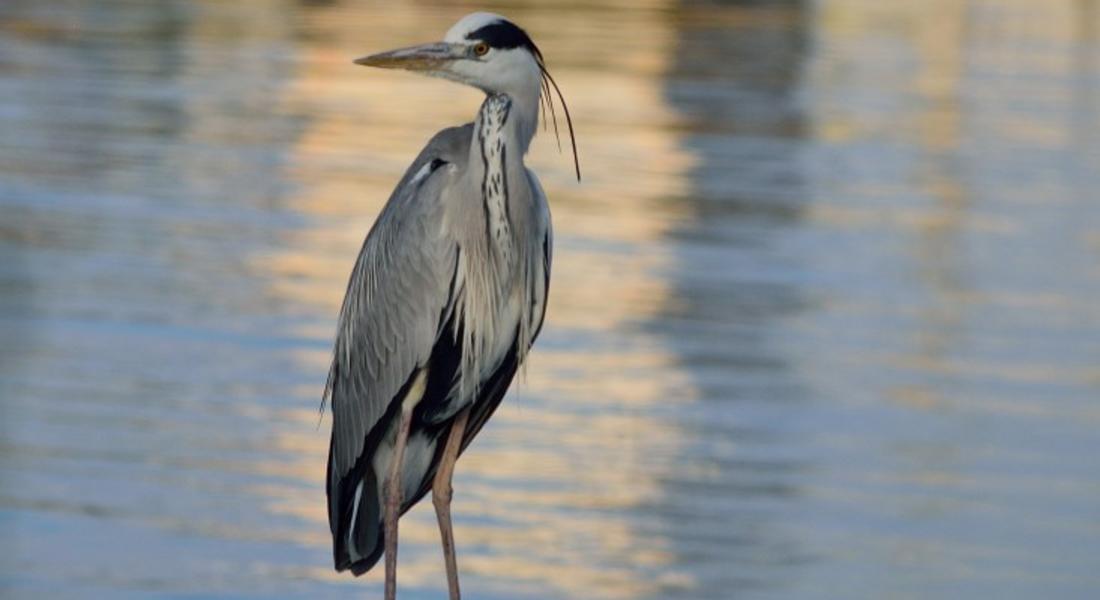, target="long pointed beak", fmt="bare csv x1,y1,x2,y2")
353,42,463,72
